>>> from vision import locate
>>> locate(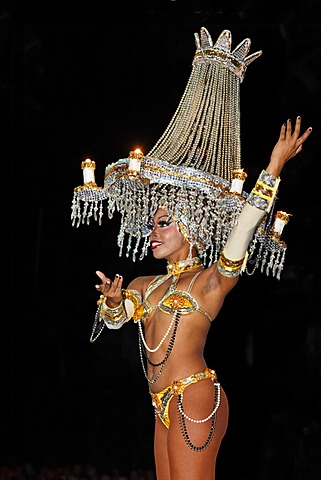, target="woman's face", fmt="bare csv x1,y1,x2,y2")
149,209,189,262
